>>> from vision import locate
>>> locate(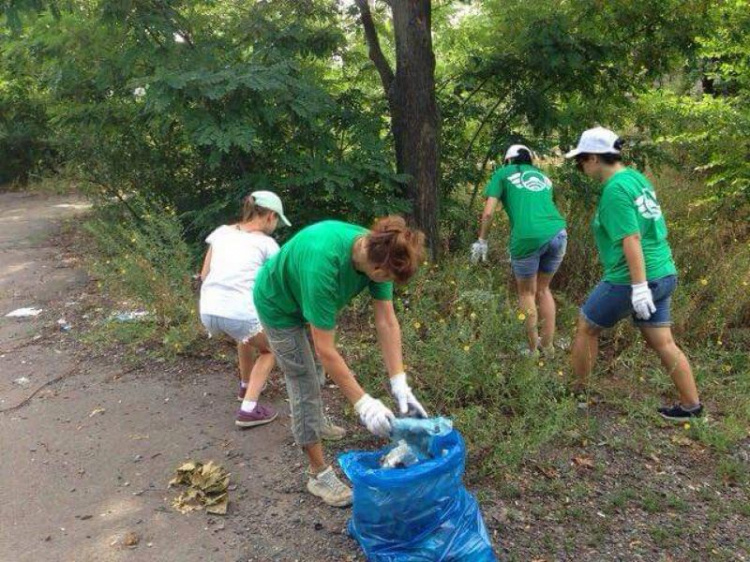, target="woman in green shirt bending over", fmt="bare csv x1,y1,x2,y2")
566,127,702,421
471,144,568,356
254,217,427,507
